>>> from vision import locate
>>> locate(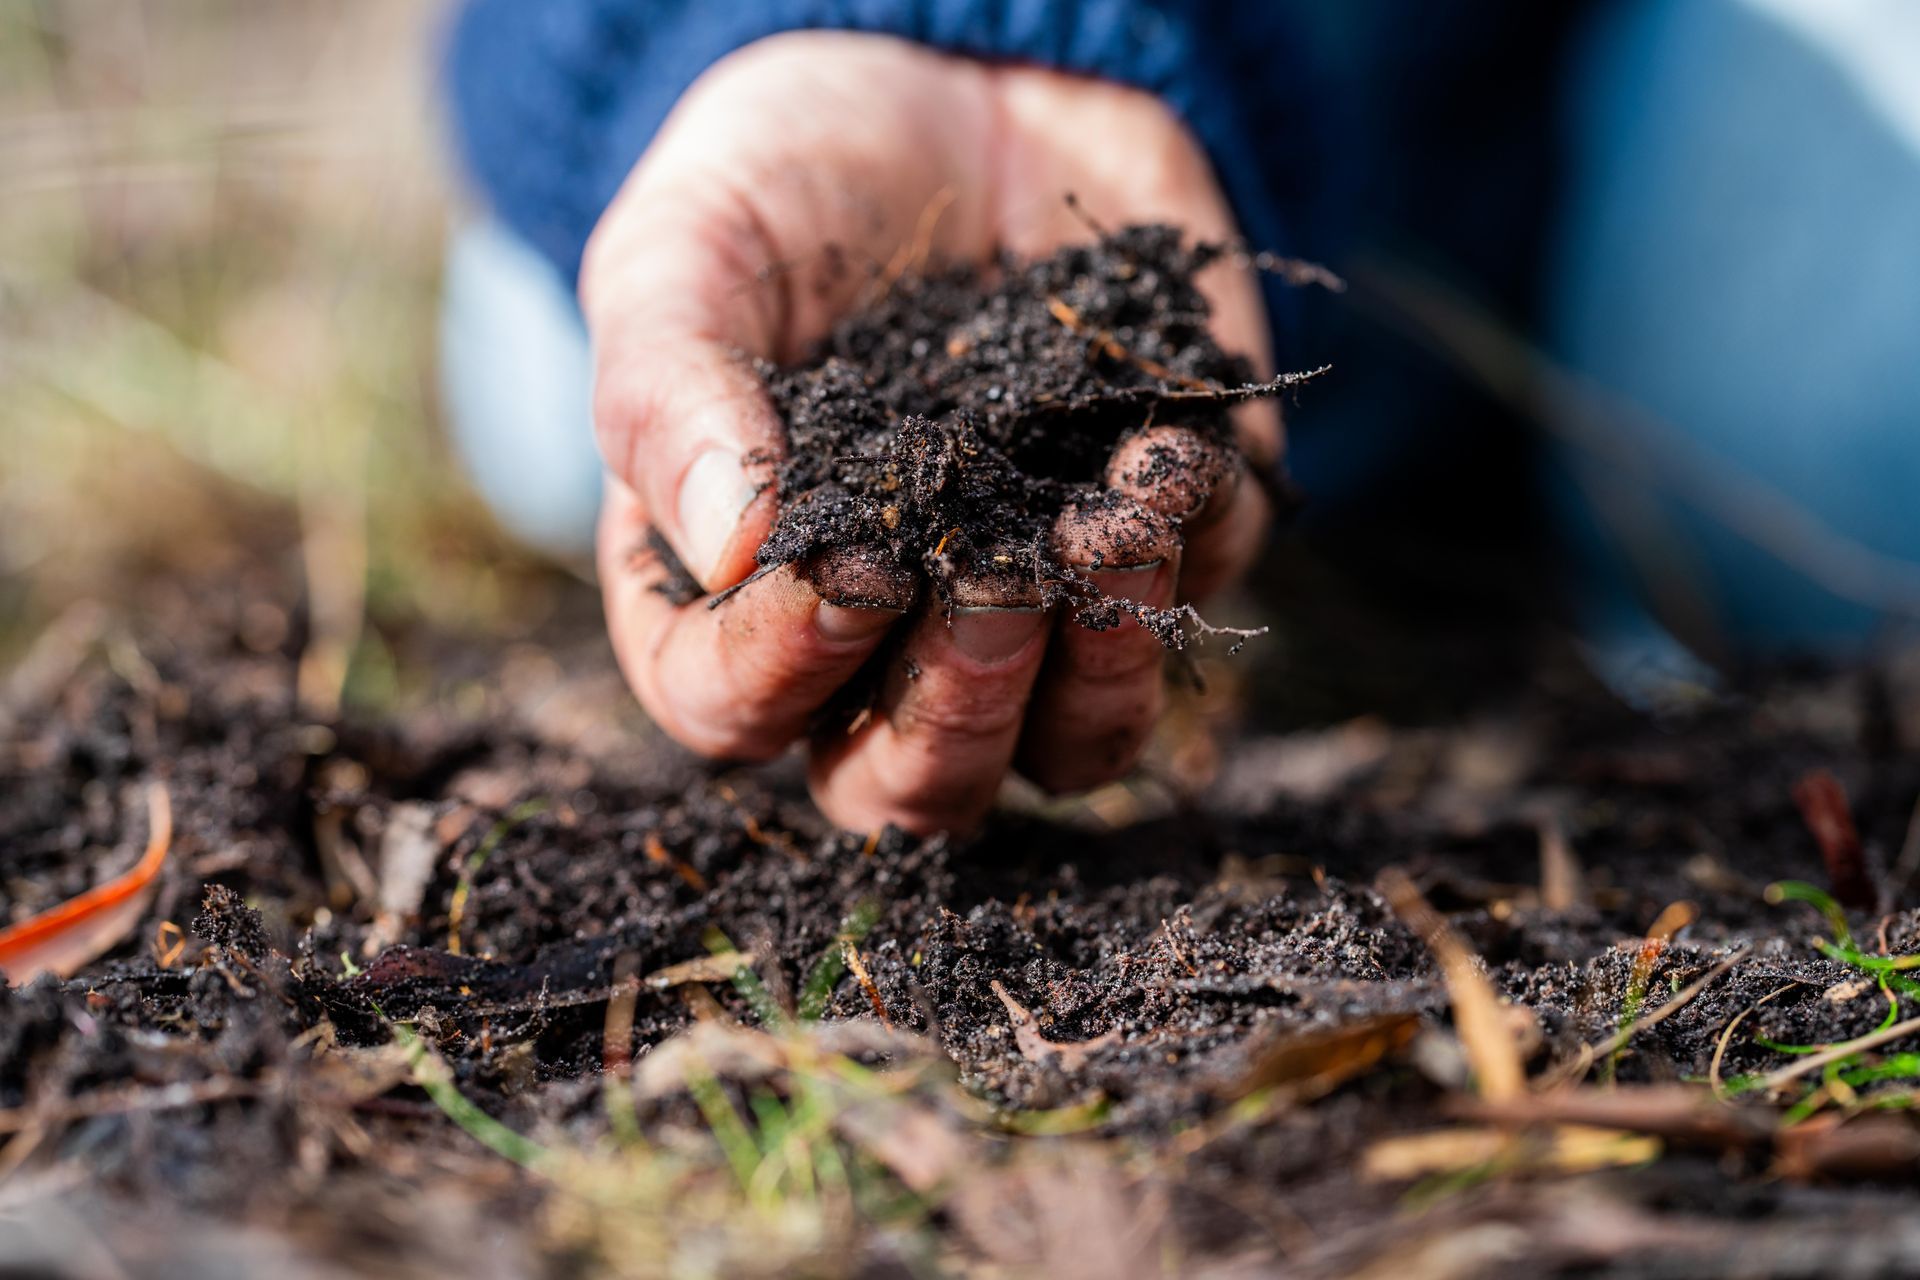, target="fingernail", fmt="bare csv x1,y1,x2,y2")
949,607,1046,665
816,602,902,643
677,448,758,583
1090,559,1168,605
